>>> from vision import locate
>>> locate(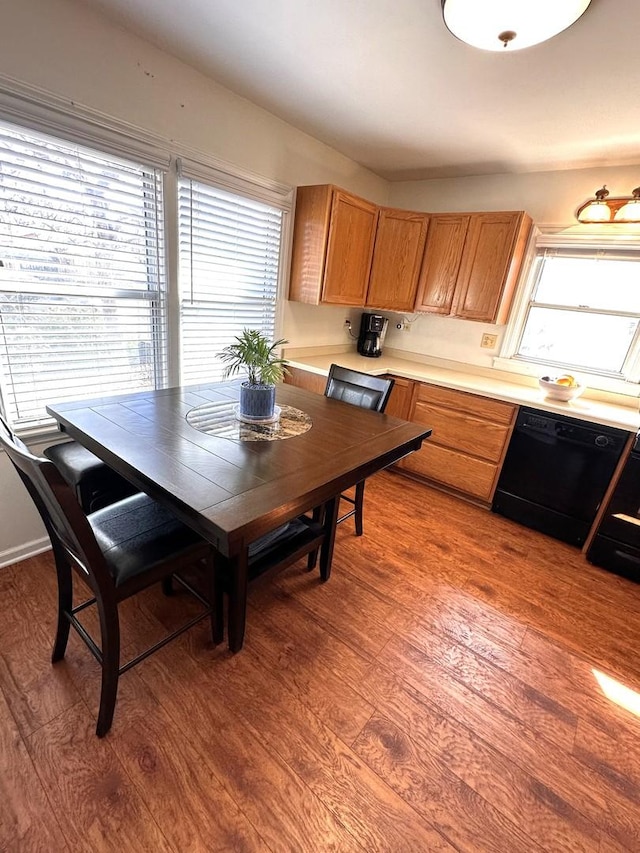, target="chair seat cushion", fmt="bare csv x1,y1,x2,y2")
44,441,137,511
248,518,309,559
89,494,204,587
